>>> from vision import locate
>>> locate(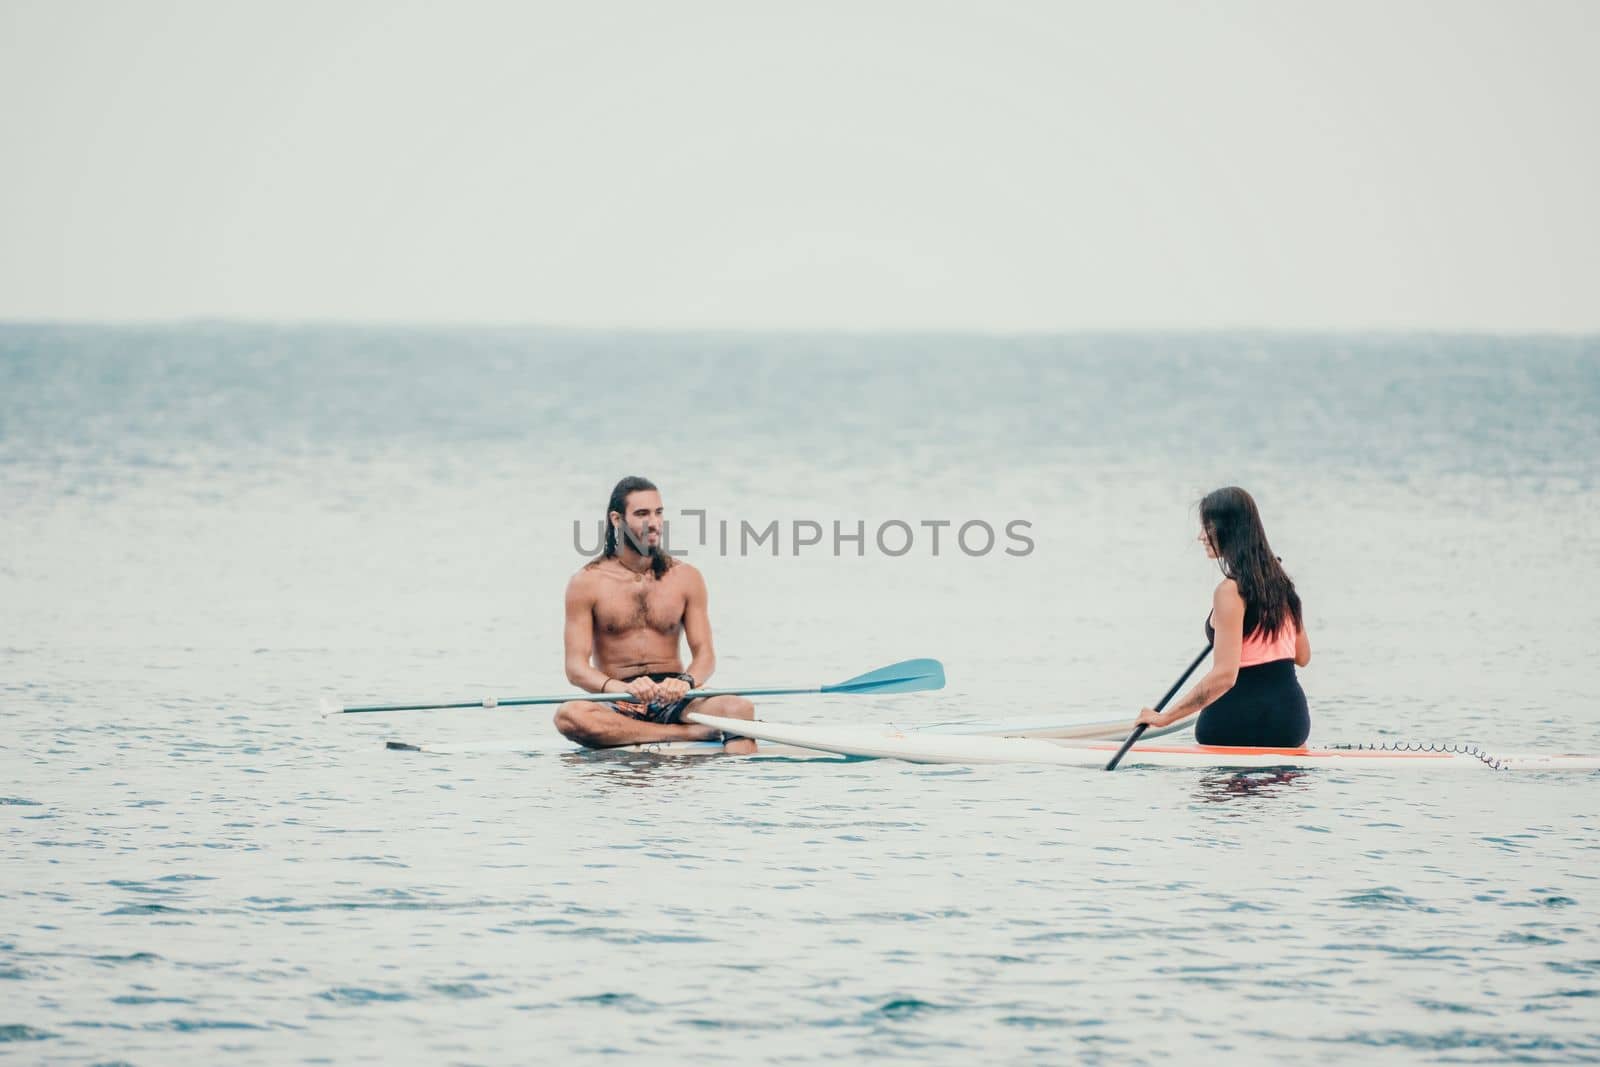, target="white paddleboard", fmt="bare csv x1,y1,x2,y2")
384,711,1182,757
686,713,1600,772
918,714,1190,740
